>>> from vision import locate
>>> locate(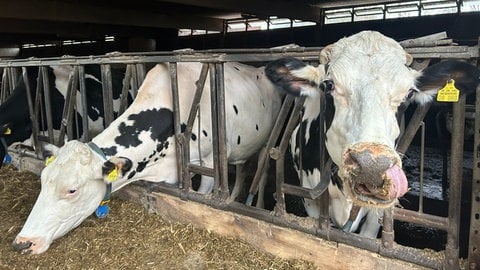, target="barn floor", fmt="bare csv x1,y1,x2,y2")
0,165,314,269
